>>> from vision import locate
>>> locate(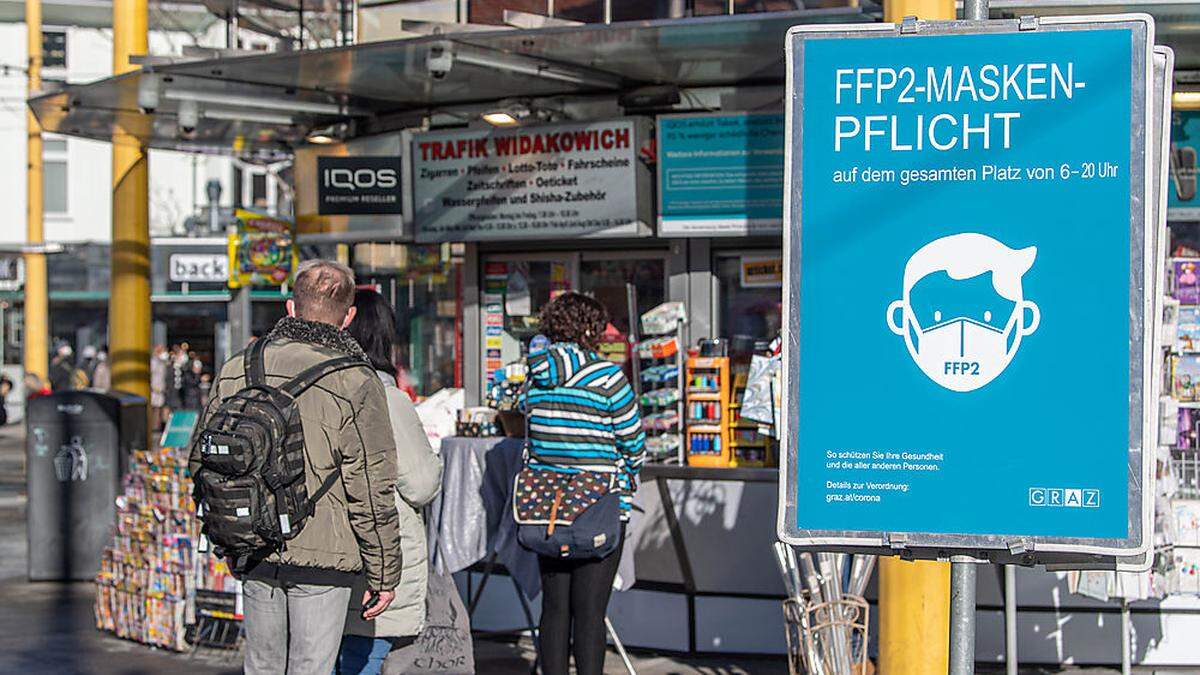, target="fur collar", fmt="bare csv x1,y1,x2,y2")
267,316,369,362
